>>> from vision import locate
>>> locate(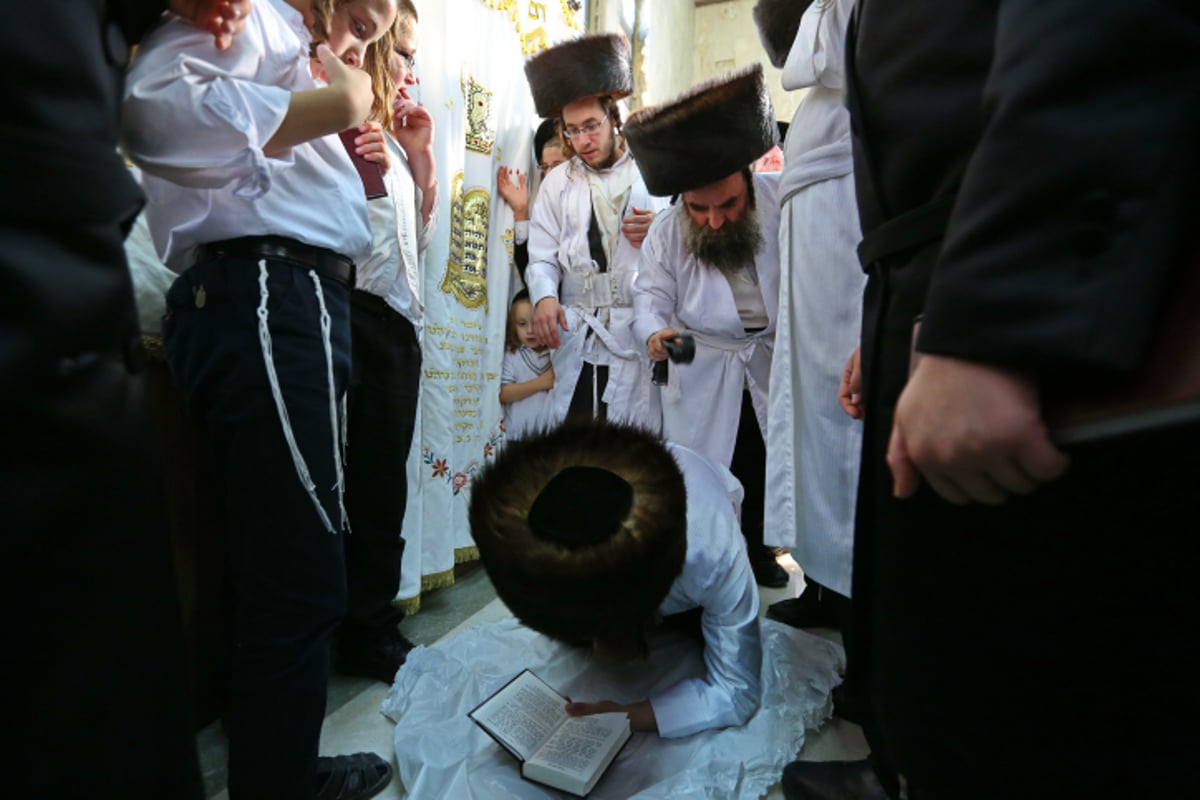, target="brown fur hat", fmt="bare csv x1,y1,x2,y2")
753,0,814,69
624,65,777,197
524,33,633,118
468,420,687,654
